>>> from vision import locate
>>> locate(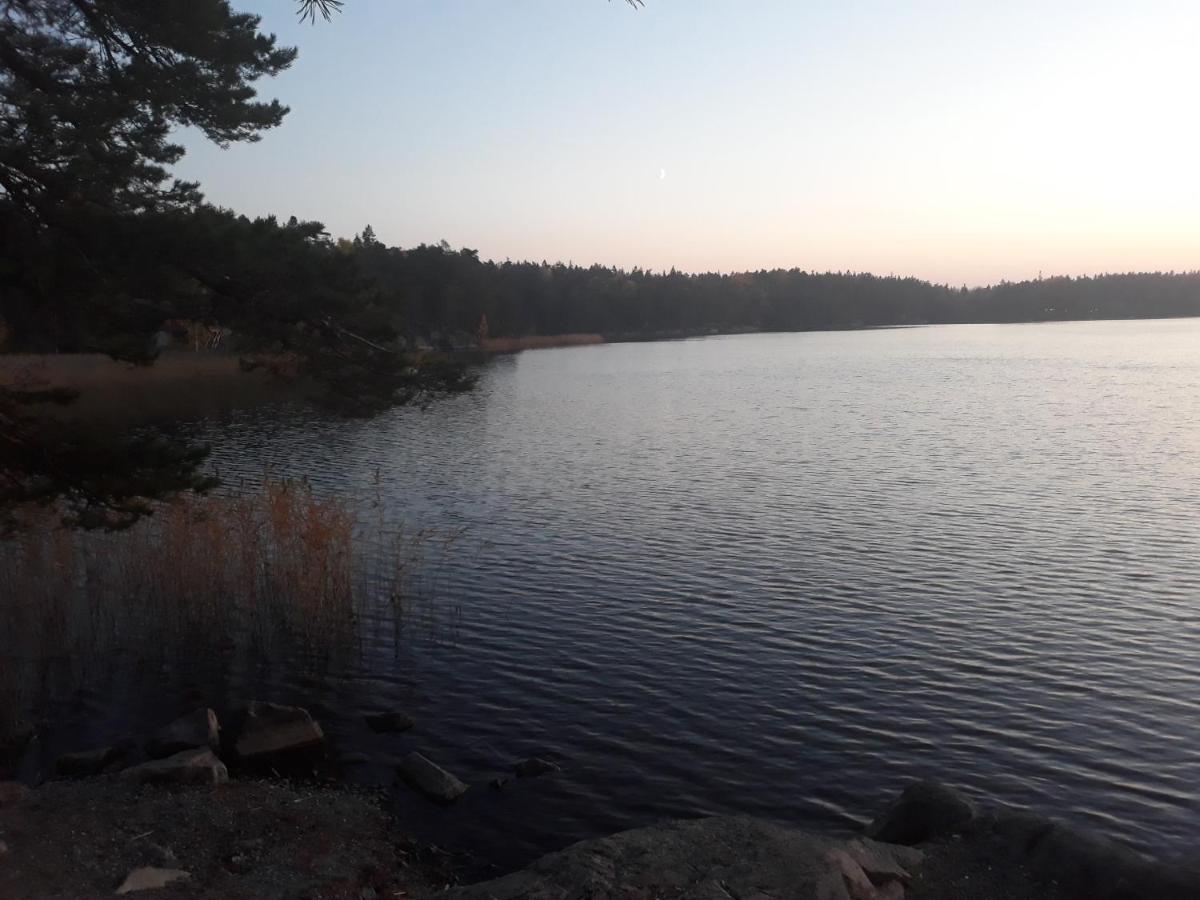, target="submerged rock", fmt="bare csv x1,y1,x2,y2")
866,780,976,845
397,752,468,803
115,866,190,894
56,745,125,778
513,757,560,778
234,702,324,761
146,708,219,759
119,748,228,785
364,711,415,734
439,816,921,900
